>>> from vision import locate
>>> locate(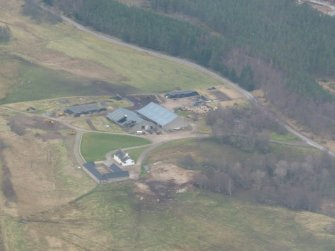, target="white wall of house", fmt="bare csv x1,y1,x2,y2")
123,158,135,166
113,154,135,166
